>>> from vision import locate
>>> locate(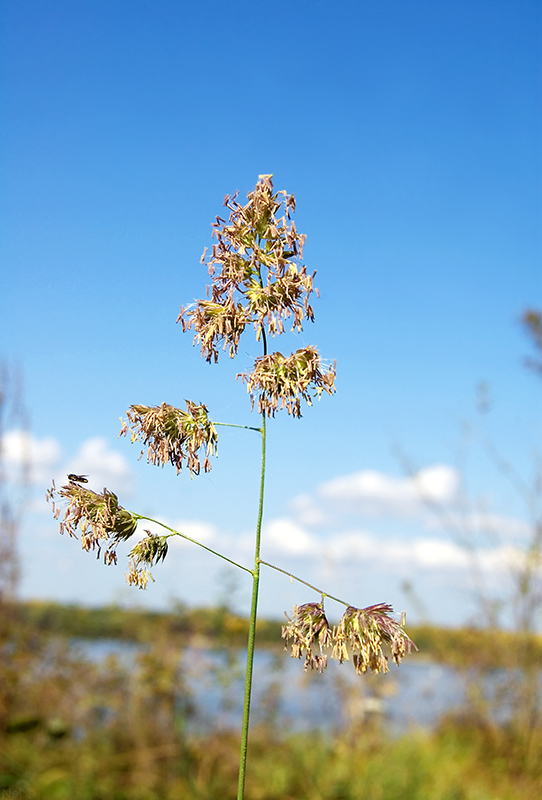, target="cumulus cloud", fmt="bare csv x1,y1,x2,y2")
169,519,218,546
1,430,136,497
322,529,534,577
66,437,133,493
1,429,61,484
322,530,468,571
476,543,540,576
318,464,460,517
462,512,532,542
289,493,329,526
262,517,315,555
137,517,218,548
